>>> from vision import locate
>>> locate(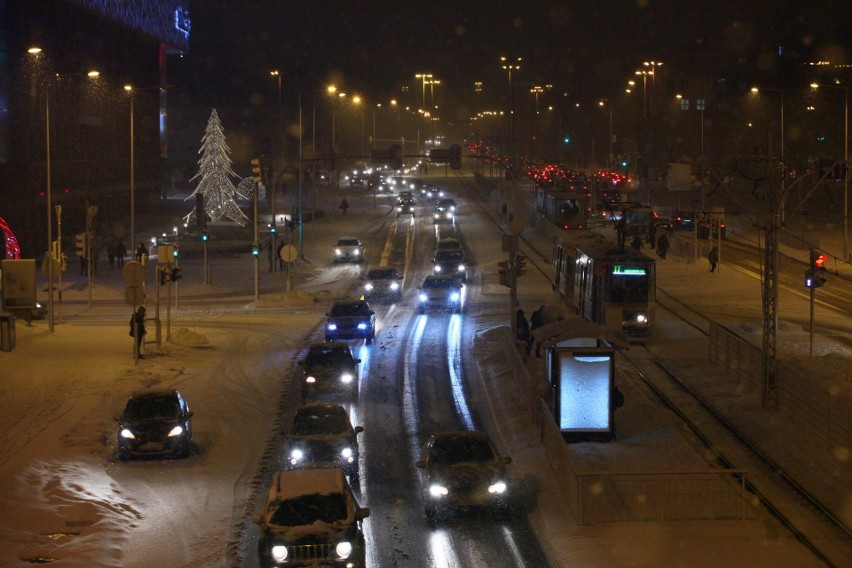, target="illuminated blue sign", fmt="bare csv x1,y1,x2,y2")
67,1,190,50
